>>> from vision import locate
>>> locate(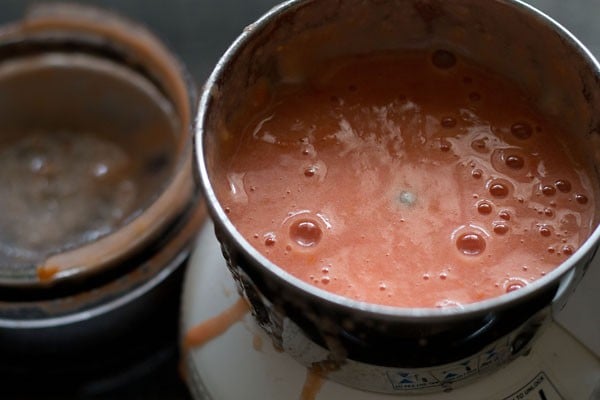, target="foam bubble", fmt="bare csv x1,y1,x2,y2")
290,219,322,247
456,232,486,255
